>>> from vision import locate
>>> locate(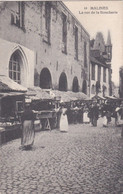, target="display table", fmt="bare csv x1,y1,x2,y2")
37,110,57,130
